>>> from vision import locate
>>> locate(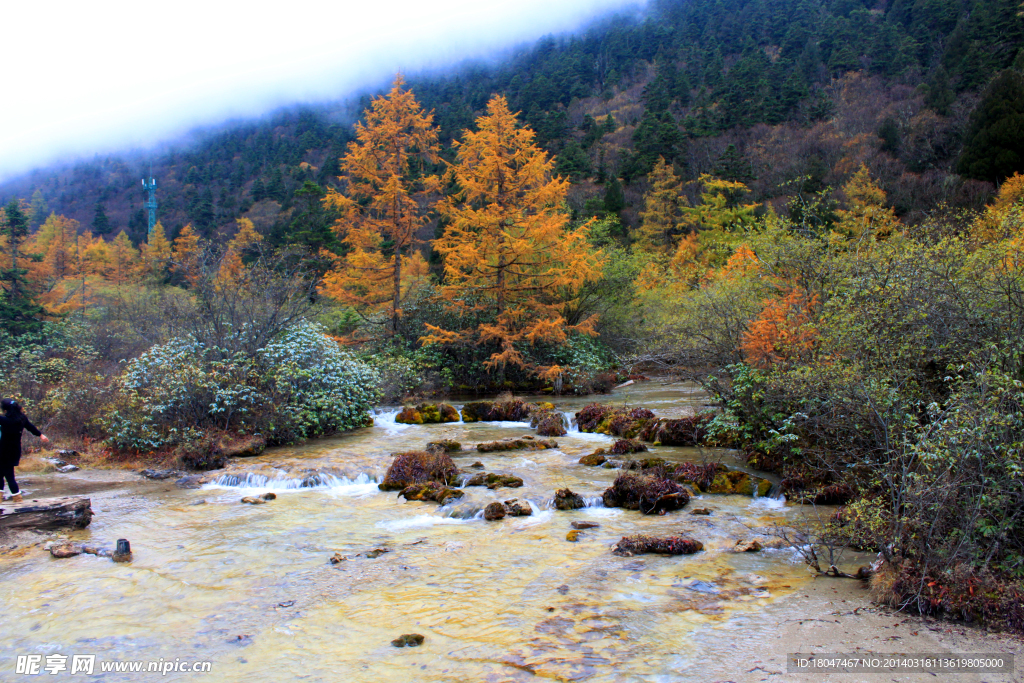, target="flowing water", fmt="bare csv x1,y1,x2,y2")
0,382,821,681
